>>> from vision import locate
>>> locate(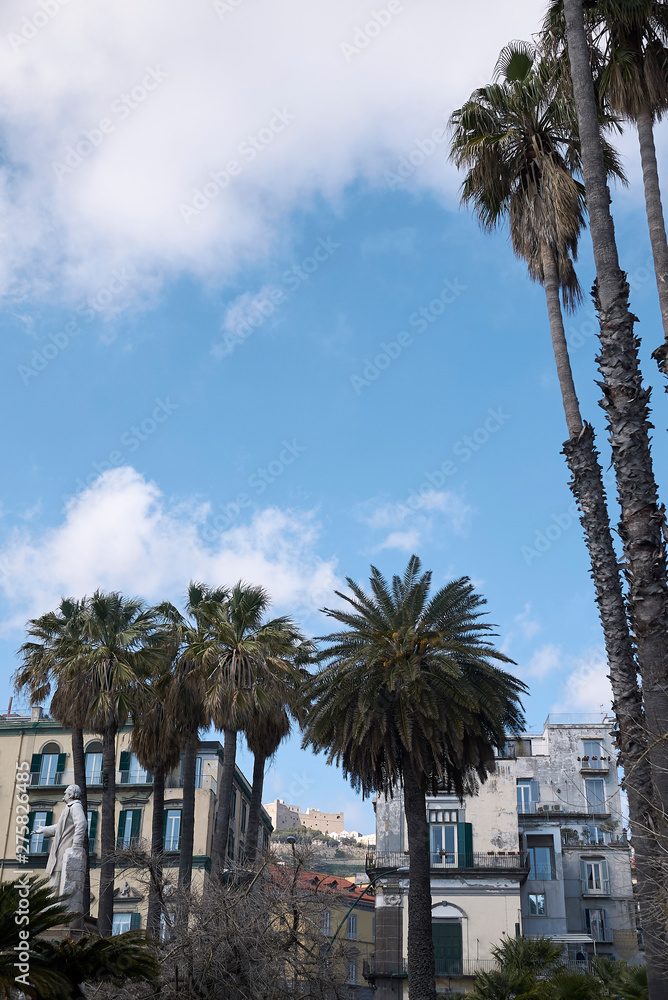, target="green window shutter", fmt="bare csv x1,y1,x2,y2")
26,812,35,836
30,754,42,774
56,754,66,773
432,922,463,974
457,823,473,867
130,810,141,841
130,912,141,930
118,810,127,841
45,811,53,826
89,811,98,851
119,750,130,771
